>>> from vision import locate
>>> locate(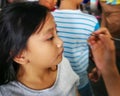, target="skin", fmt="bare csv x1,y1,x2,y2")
58,0,83,10
14,13,63,90
88,28,115,74
7,0,14,3
88,28,120,96
39,0,57,10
